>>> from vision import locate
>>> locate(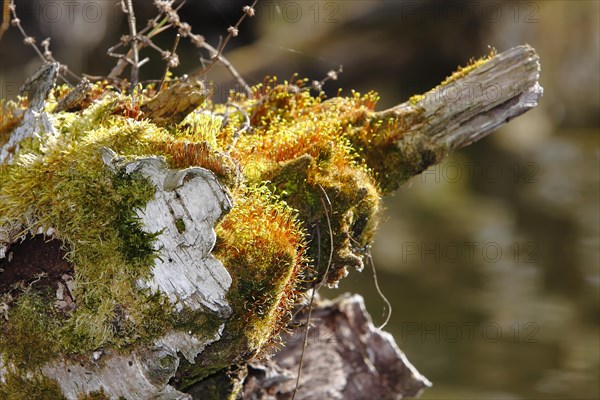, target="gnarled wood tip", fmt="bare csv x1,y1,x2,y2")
379,44,543,152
